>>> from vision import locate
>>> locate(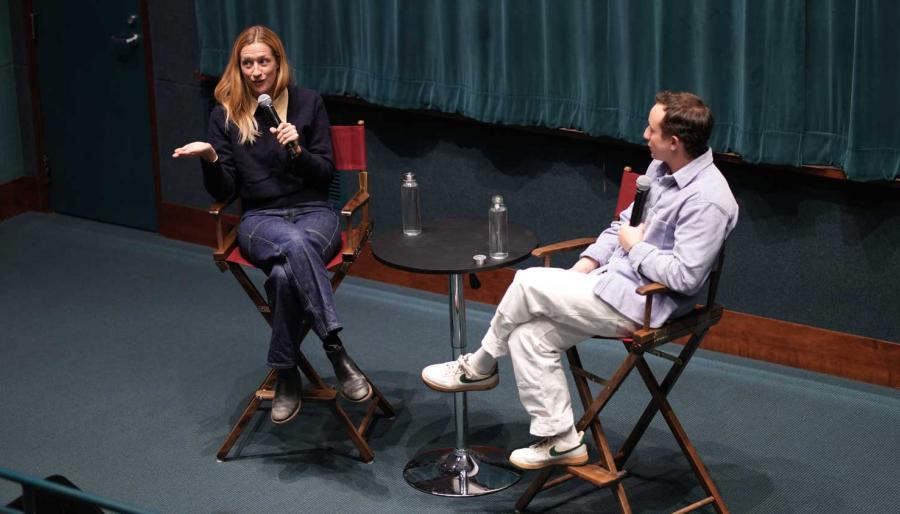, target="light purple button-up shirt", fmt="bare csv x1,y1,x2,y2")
580,149,739,327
